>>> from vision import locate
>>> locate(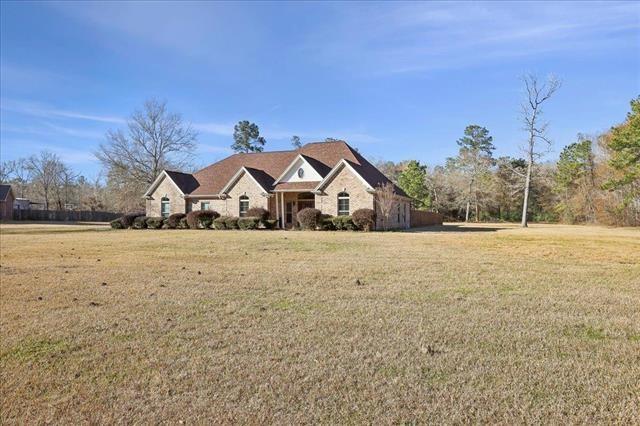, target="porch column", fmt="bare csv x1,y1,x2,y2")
280,192,285,229
275,192,280,228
